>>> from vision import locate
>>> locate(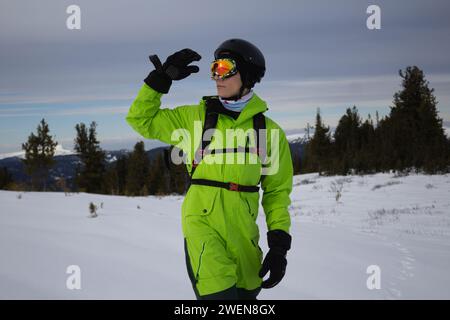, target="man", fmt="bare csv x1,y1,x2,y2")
126,38,293,300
